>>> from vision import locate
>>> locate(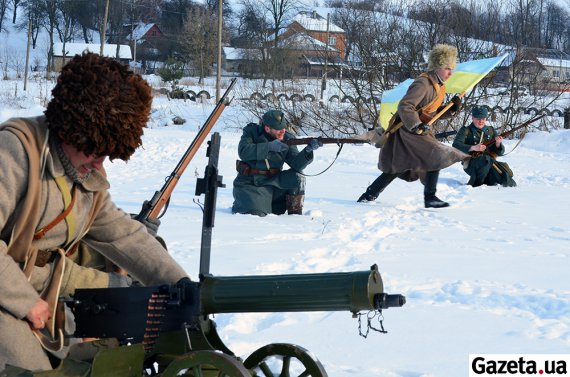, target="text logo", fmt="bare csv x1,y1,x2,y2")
469,354,568,376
